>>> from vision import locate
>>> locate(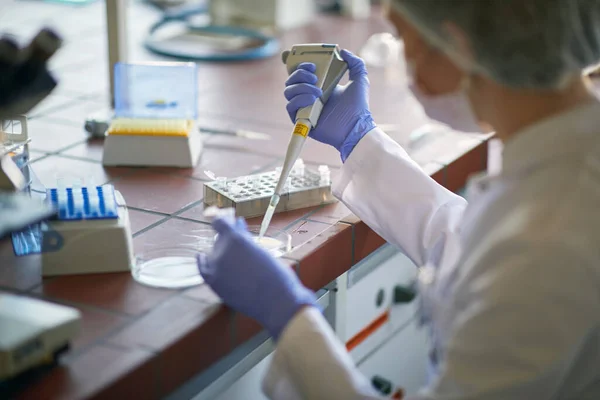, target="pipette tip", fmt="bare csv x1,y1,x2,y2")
259,195,280,238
